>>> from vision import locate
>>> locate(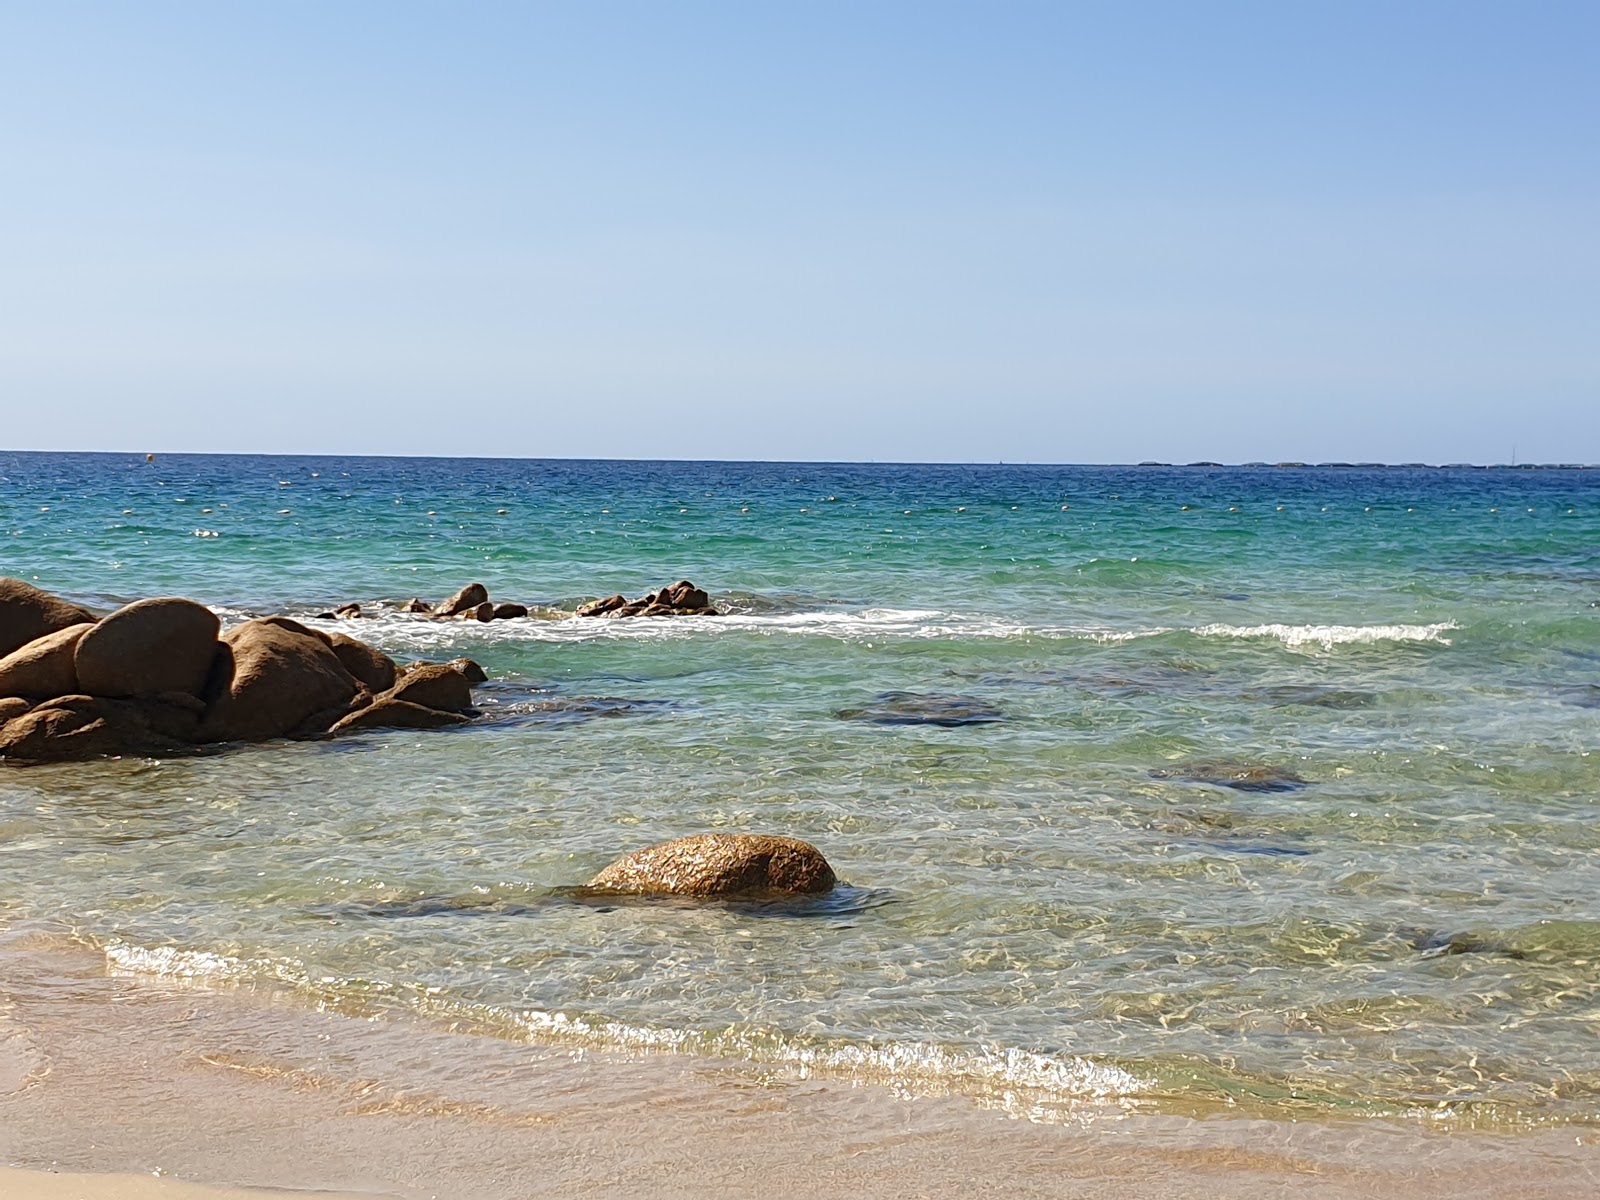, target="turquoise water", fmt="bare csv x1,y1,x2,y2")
2,452,1598,1127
